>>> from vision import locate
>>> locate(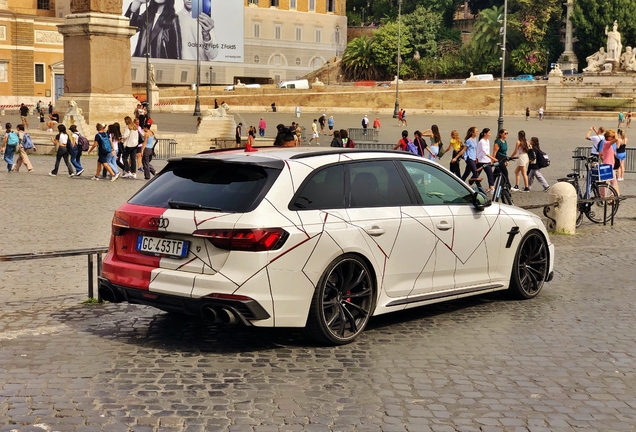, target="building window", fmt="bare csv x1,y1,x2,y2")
327,0,335,12
37,0,51,10
248,0,258,4
335,28,340,44
270,0,279,7
180,70,189,83
0,62,7,82
290,0,297,9
295,57,301,65
313,57,322,68
275,24,282,40
156,69,163,82
253,23,260,38
274,55,281,66
131,68,137,81
309,0,315,11
34,64,45,83
295,26,302,41
274,74,281,83
315,29,322,43
254,55,260,64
